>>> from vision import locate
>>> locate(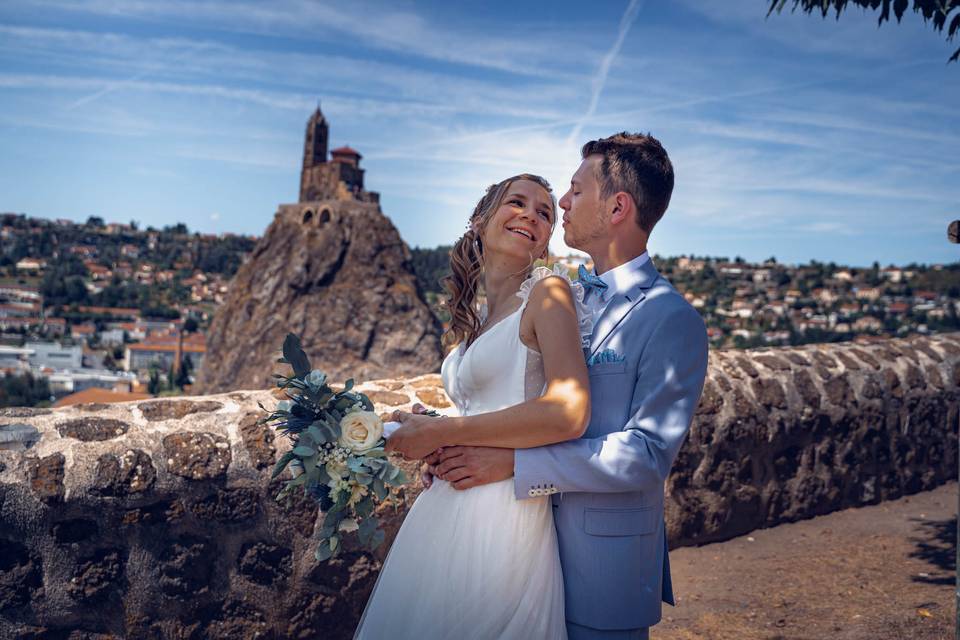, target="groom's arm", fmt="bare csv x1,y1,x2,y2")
513,305,707,499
